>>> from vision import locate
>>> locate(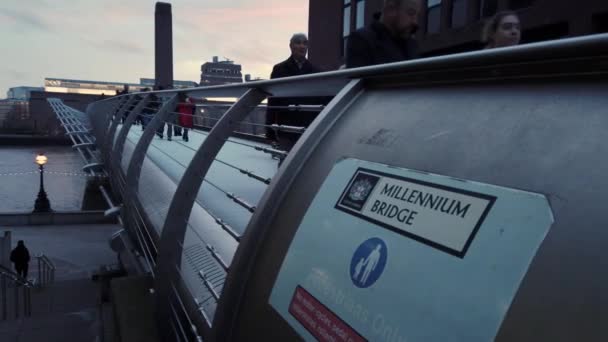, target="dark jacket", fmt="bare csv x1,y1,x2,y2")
270,56,318,79
346,21,418,68
10,244,30,267
266,56,322,141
